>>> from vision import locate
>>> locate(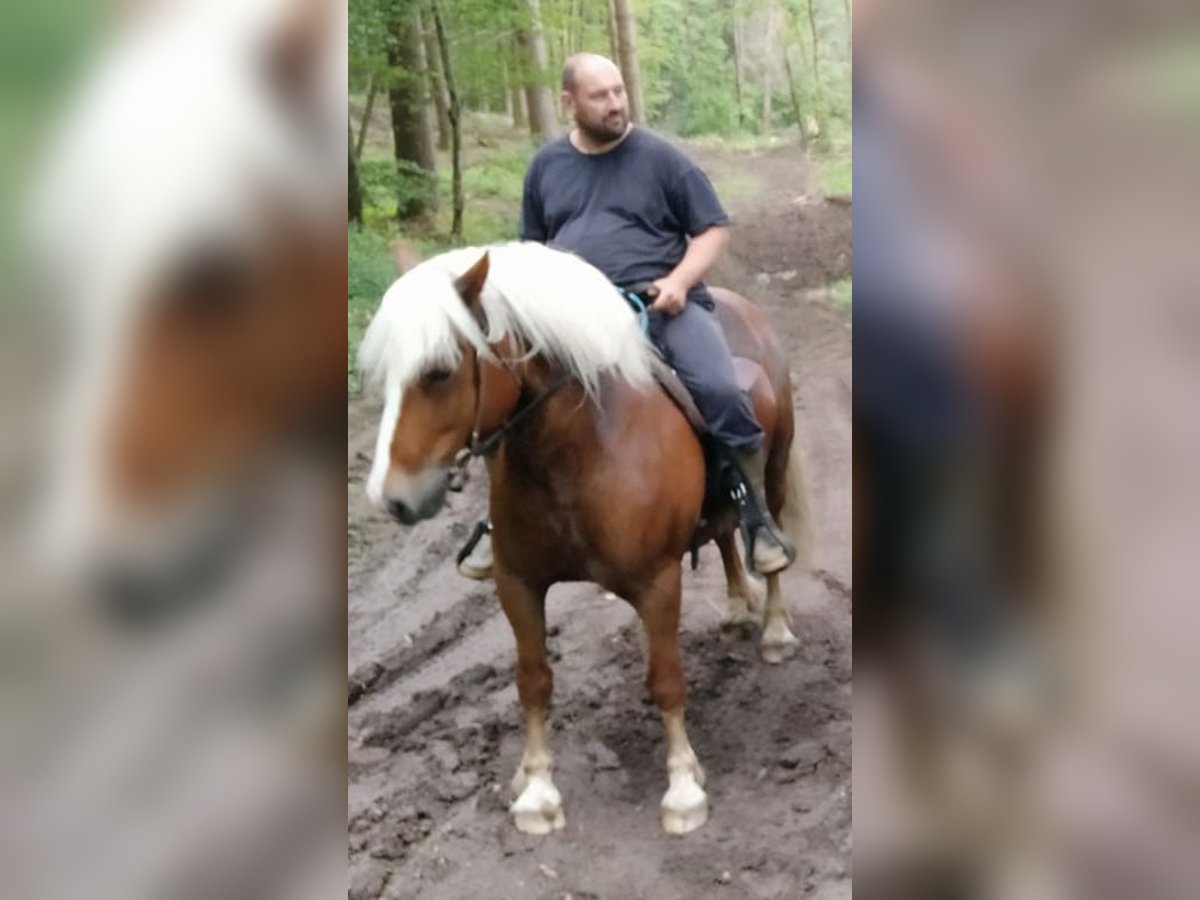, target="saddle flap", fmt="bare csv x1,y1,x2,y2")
651,356,770,436
650,357,706,433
